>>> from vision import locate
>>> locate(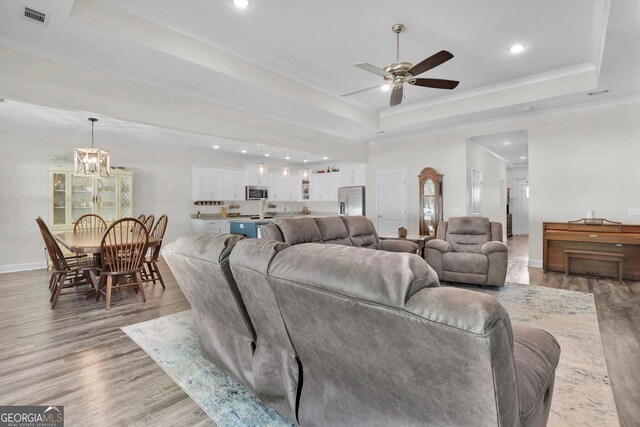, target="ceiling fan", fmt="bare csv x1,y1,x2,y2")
342,24,459,107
